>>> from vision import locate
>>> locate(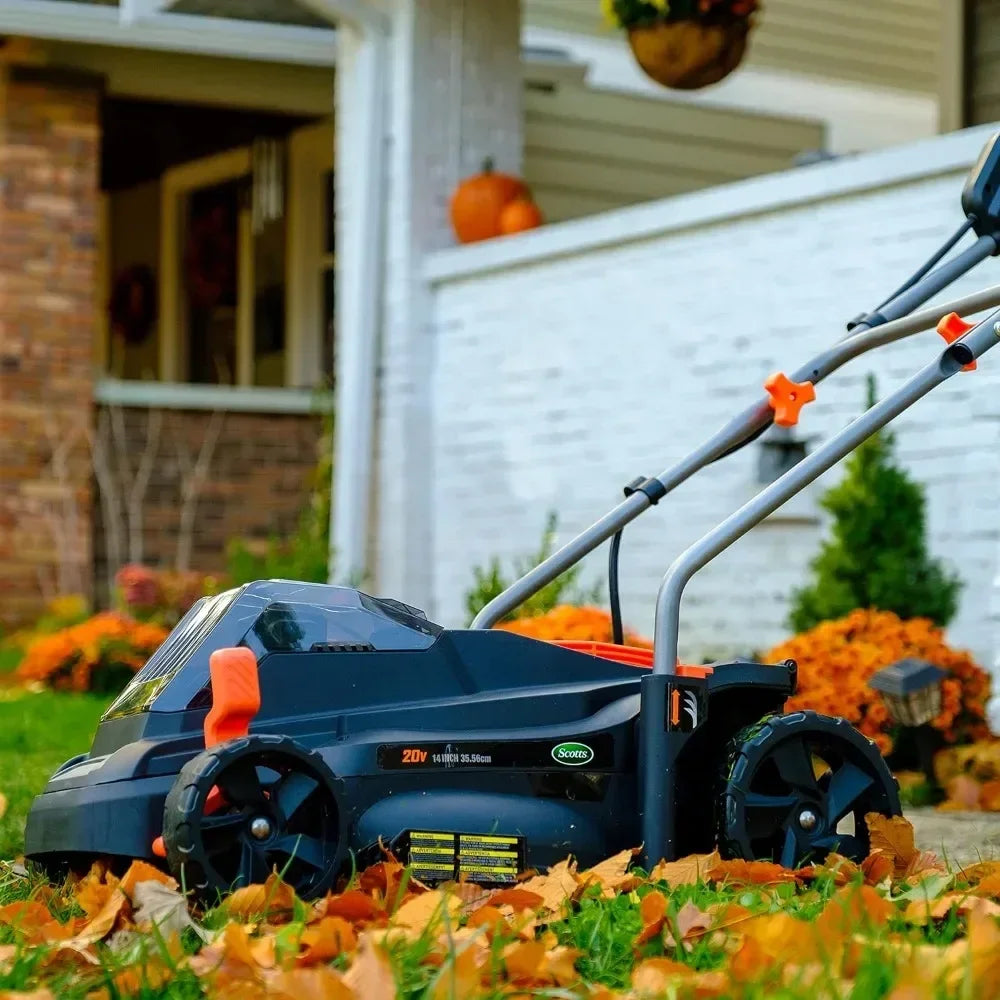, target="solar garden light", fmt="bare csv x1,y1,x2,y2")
868,658,948,786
